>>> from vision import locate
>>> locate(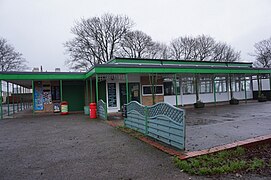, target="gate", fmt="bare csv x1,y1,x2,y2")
97,99,107,120
124,101,186,150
